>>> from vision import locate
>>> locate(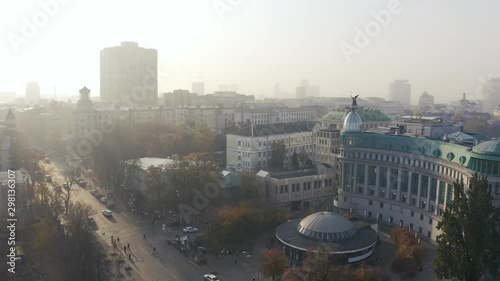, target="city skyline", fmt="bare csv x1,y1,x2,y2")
1,0,500,104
